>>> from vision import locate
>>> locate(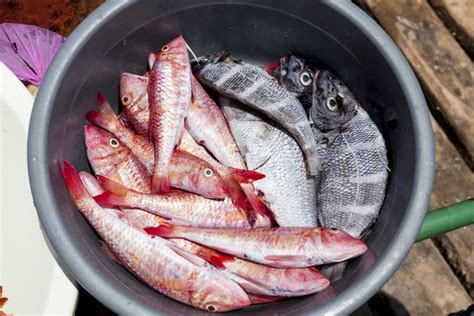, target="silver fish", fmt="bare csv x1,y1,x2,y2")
220,96,317,227
192,52,321,176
